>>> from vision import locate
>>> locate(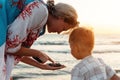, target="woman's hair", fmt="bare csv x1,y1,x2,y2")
69,27,94,53
47,1,79,27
